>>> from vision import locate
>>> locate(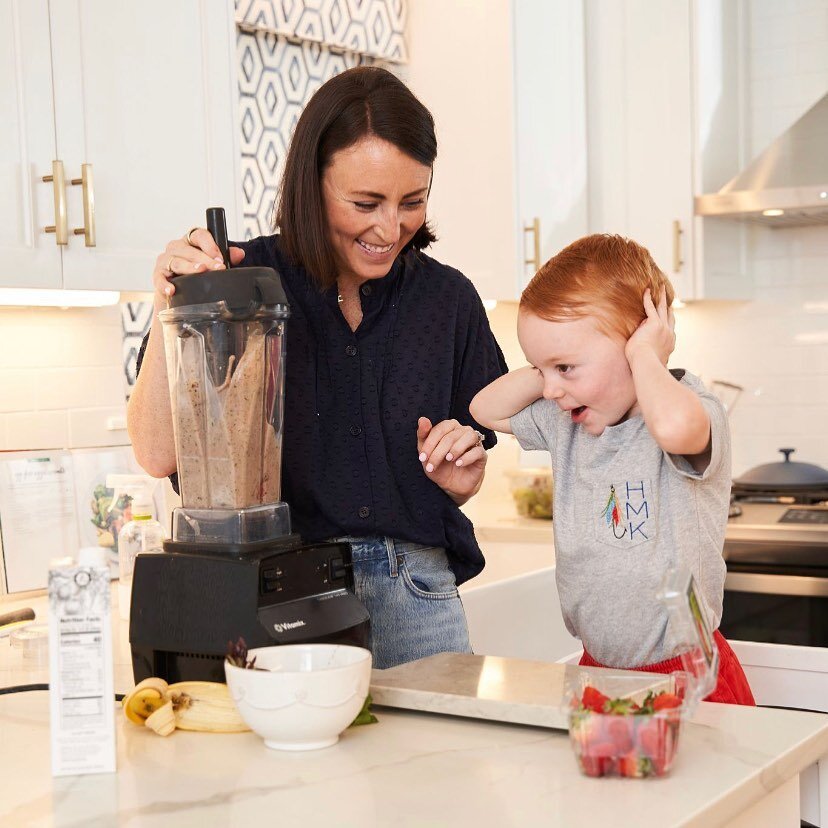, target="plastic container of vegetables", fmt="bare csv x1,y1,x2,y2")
566,569,719,778
506,467,553,519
